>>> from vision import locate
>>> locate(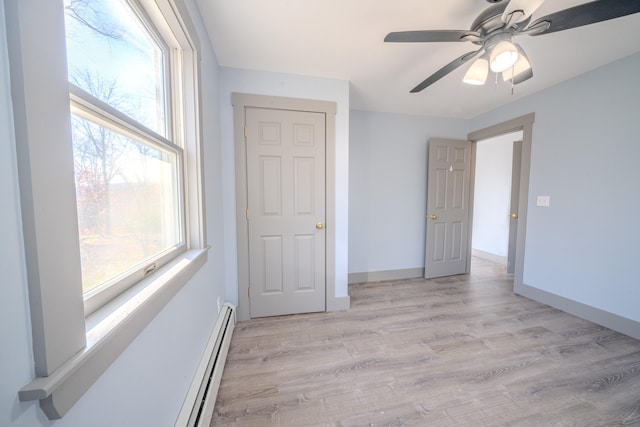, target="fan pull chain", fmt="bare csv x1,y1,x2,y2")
510,65,515,95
